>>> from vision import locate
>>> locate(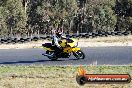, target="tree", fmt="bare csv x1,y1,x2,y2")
84,0,117,32
115,0,132,31
0,11,8,36
0,0,26,36
35,0,78,34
